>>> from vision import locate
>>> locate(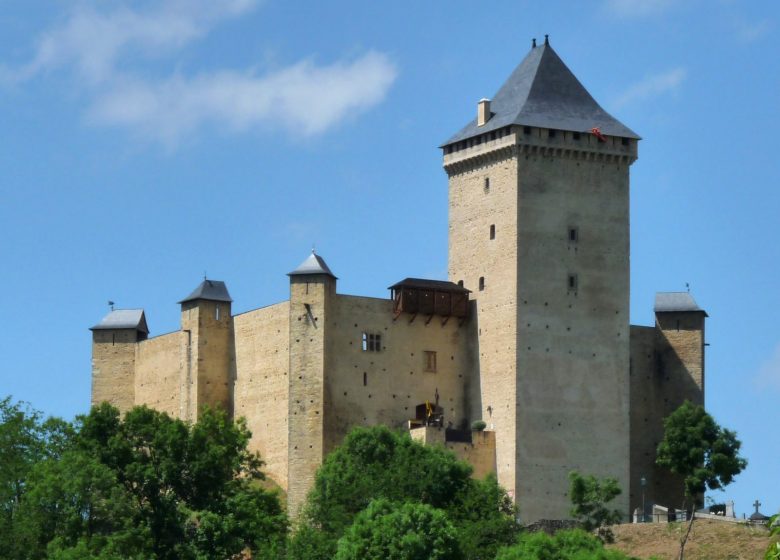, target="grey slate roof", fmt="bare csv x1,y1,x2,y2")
288,252,336,278
444,41,639,146
90,309,149,333
178,280,233,304
654,292,706,314
388,278,470,293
